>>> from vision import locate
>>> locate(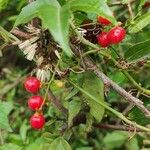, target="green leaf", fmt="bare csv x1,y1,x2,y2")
38,4,72,57
82,72,105,122
68,0,116,25
128,12,150,33
26,137,51,150
124,39,150,62
49,137,71,150
126,138,140,150
0,0,10,11
109,71,126,85
128,100,150,125
14,1,39,27
19,120,30,142
14,0,73,57
138,0,148,10
0,143,22,150
103,131,128,149
0,101,13,131
68,98,81,127
76,147,93,150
